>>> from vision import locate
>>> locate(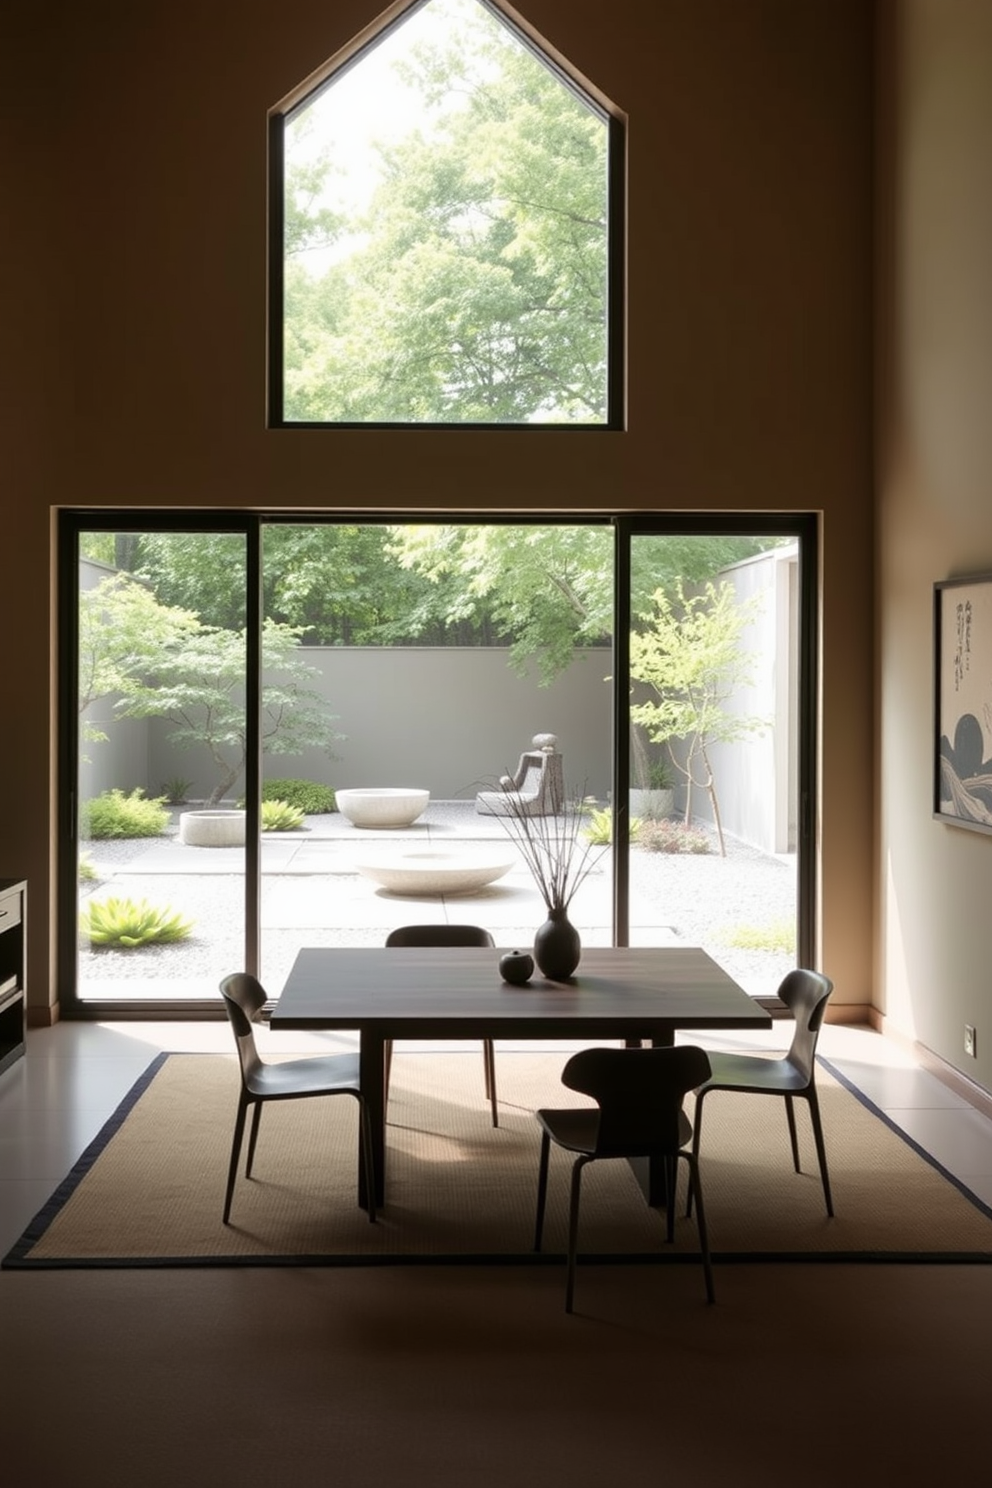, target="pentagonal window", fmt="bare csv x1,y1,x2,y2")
269,0,622,427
